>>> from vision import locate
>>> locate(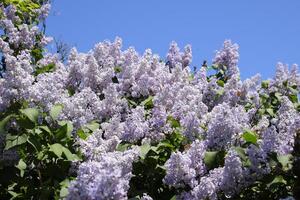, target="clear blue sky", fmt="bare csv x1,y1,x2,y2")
46,0,300,79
